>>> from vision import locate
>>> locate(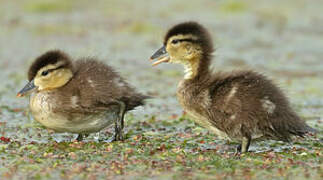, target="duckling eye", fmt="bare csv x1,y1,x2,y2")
171,39,179,44
41,71,49,76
